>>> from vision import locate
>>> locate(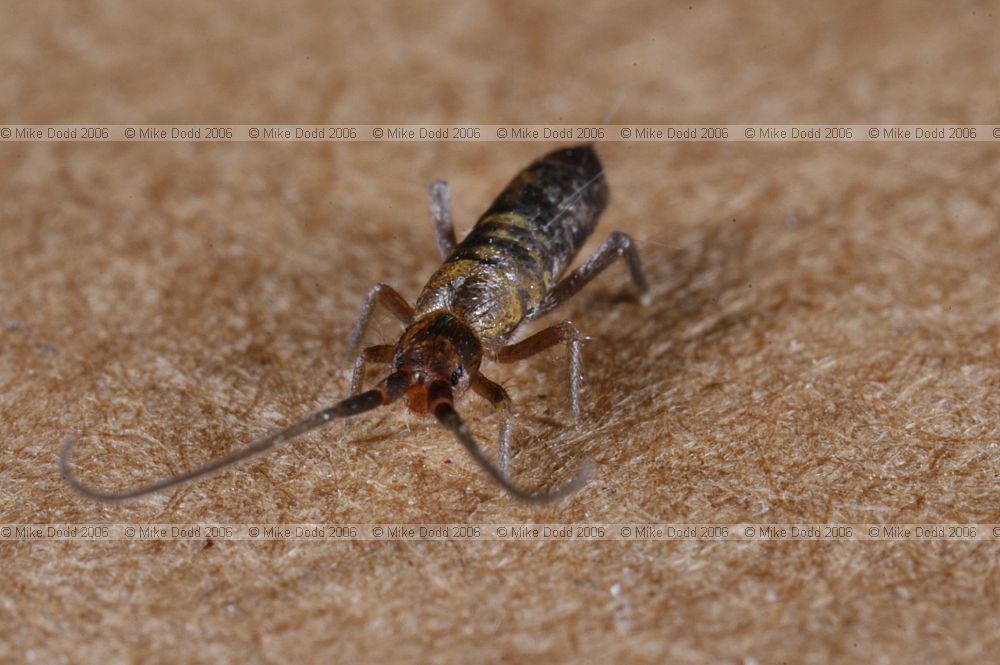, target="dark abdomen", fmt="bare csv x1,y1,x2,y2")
415,145,608,346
